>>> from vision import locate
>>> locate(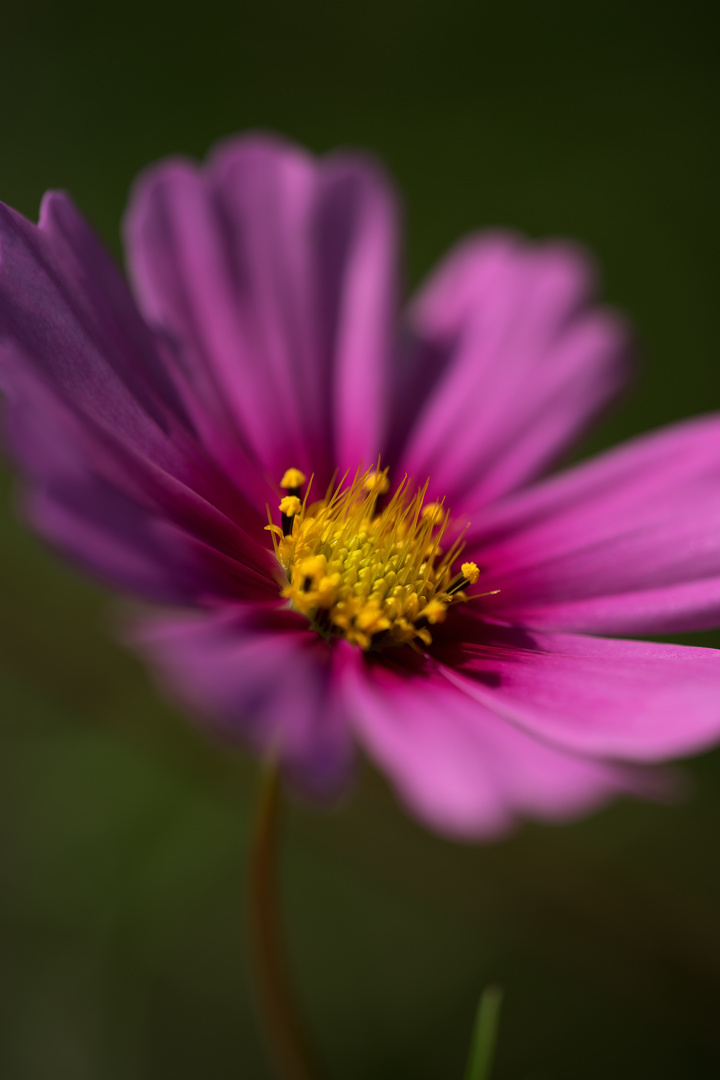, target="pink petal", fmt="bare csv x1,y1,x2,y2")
465,414,720,634
436,618,720,762
395,234,630,508
0,192,188,461
343,649,656,838
124,133,399,487
0,193,278,603
133,607,353,794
